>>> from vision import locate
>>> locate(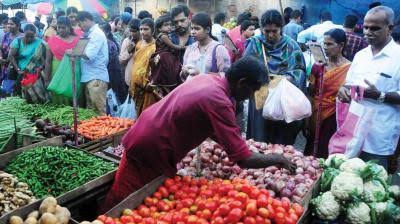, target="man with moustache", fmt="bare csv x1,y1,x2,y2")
338,6,400,169
169,5,195,63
